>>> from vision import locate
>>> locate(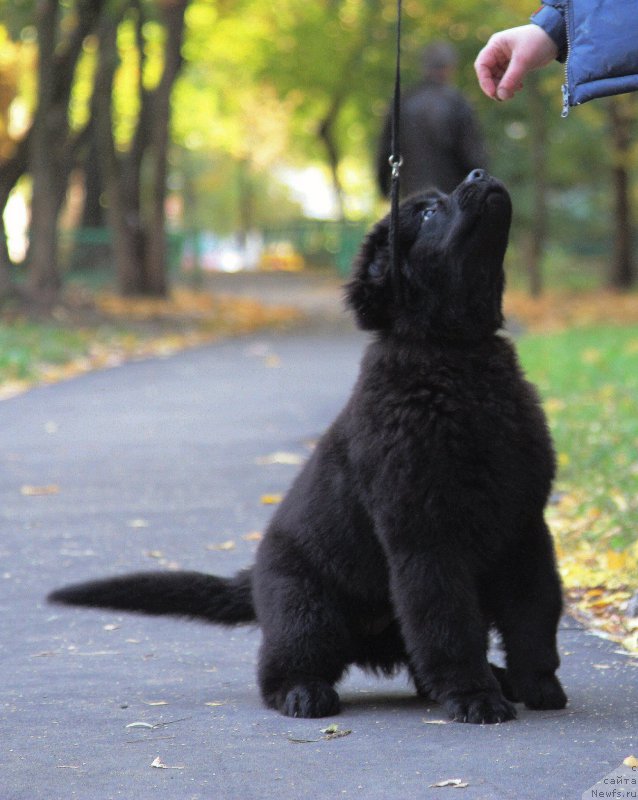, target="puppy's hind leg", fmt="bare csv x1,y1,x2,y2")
254,576,352,718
